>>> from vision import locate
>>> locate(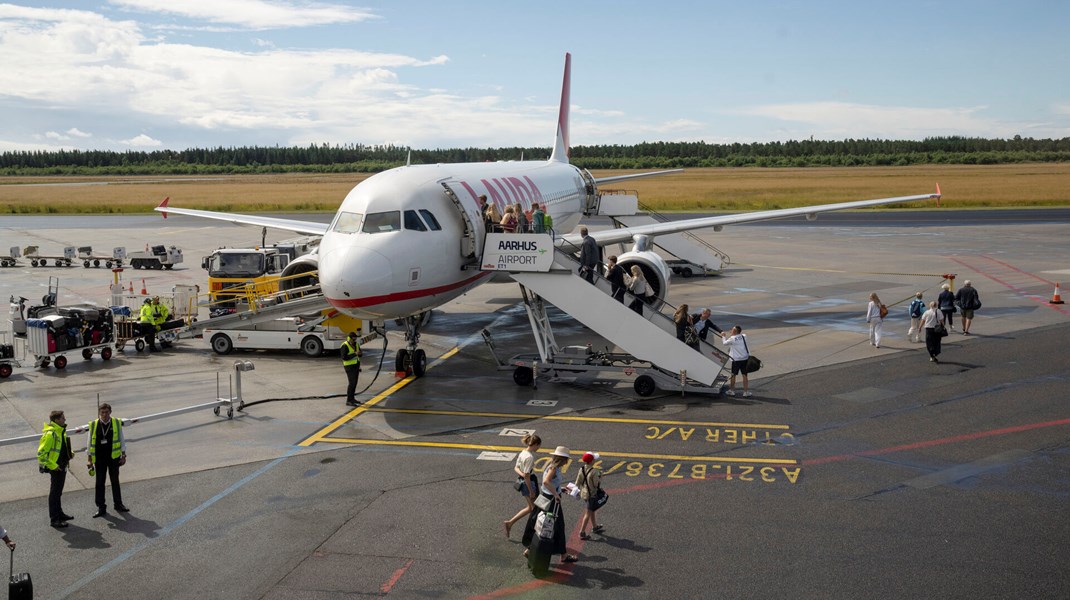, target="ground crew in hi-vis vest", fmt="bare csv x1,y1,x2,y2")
153,296,171,348
87,402,129,517
37,409,75,528
341,332,363,407
139,298,158,351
